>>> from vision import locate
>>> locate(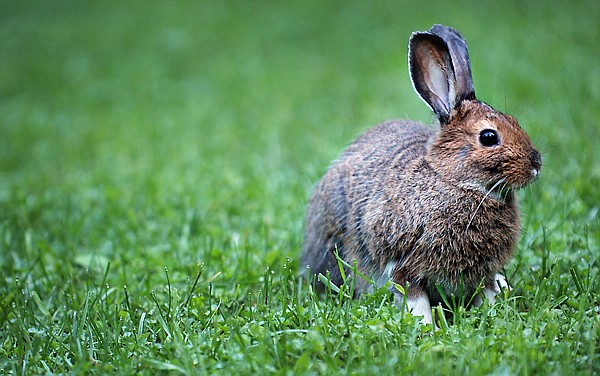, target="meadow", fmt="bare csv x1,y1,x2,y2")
1,1,599,374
